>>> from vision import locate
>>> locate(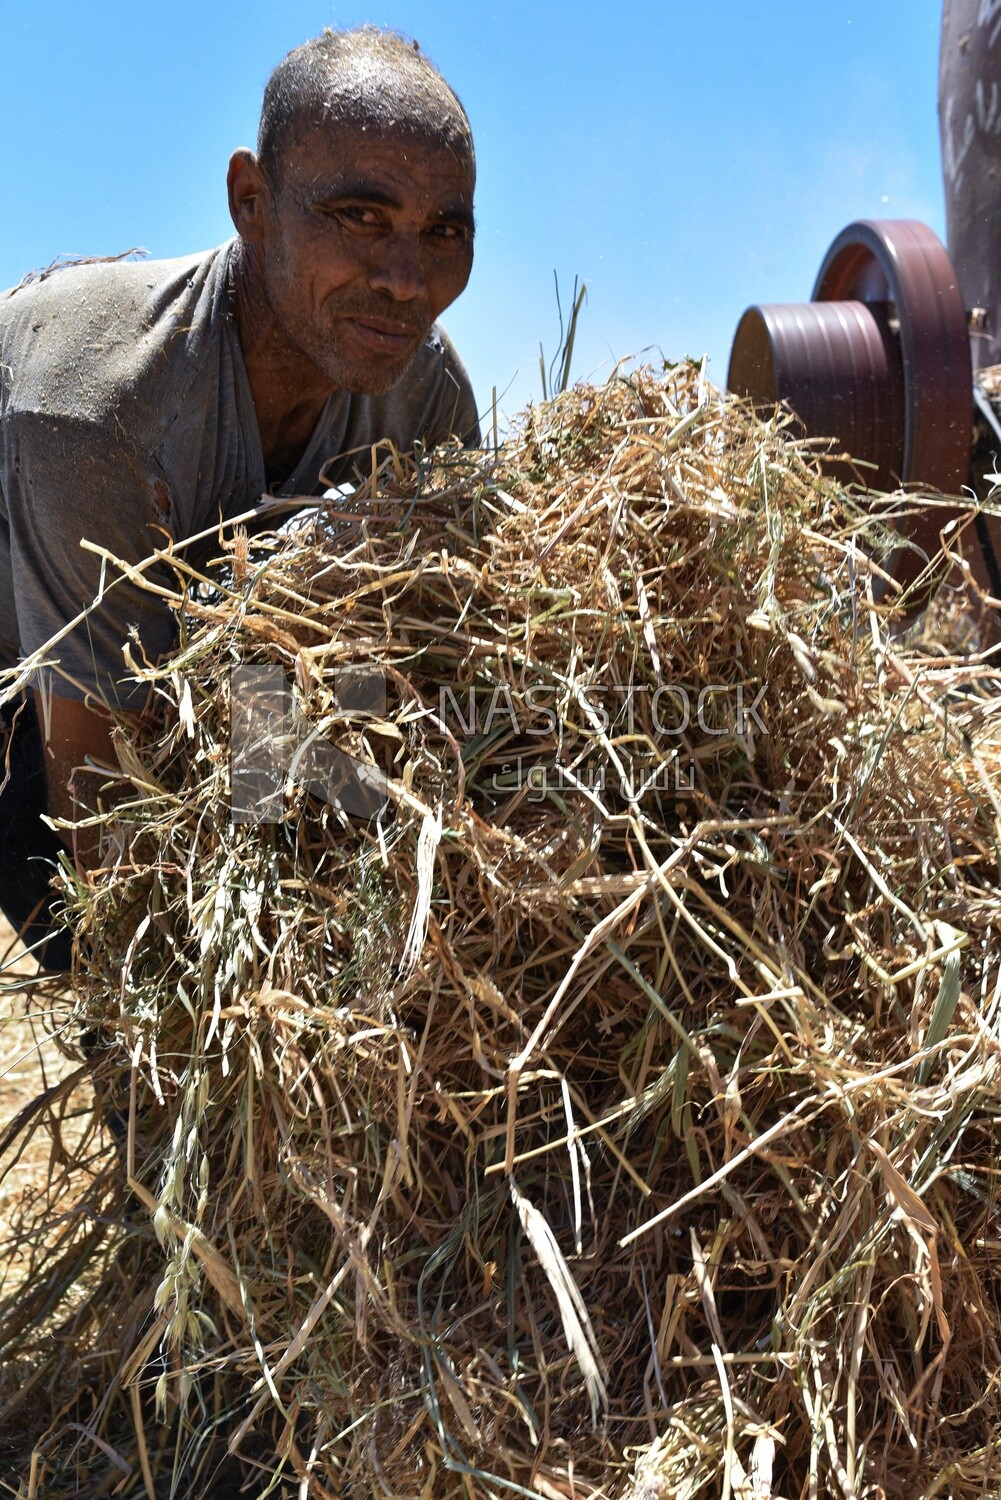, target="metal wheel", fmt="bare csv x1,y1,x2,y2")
728,218,973,594
813,219,971,500
727,298,904,492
